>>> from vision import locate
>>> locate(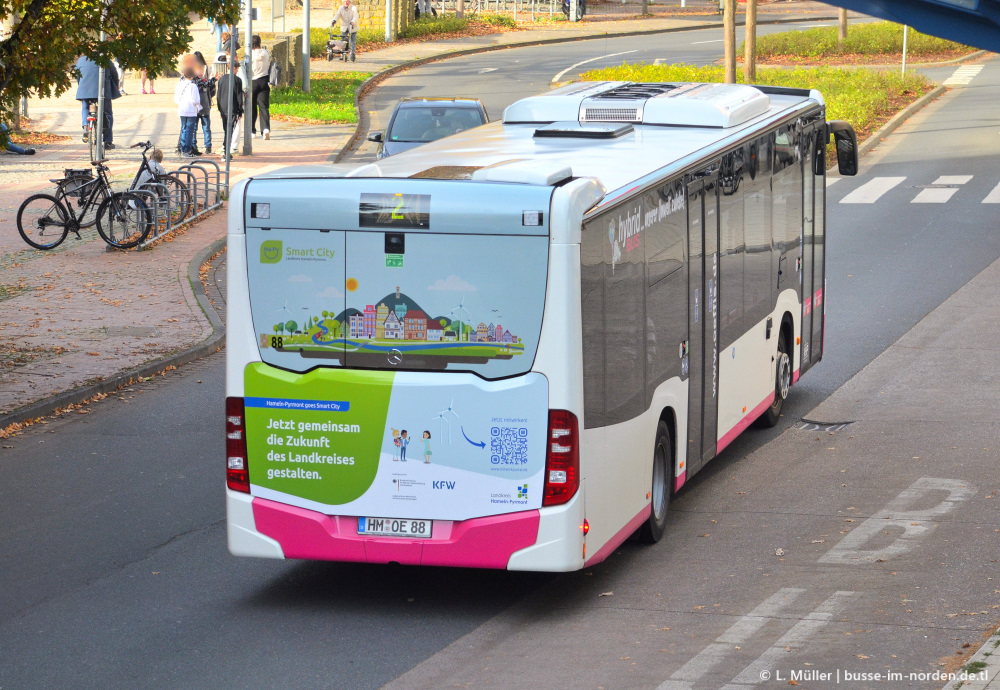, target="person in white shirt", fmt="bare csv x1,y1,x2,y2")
330,0,360,63
250,35,271,139
174,66,202,157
